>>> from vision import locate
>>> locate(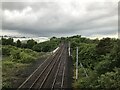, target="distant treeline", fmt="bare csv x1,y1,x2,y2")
1,37,61,52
